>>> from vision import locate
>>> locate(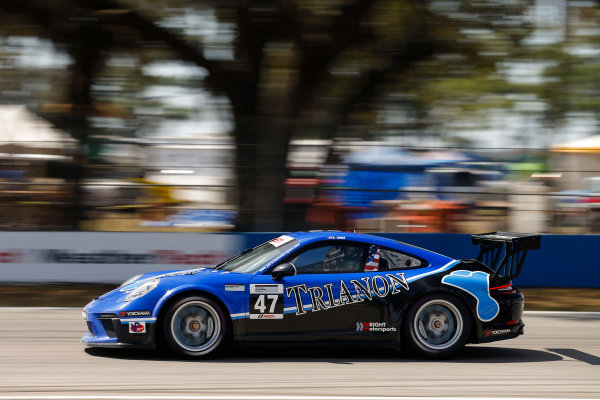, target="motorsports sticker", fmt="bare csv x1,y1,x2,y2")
355,322,397,333
128,321,146,334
